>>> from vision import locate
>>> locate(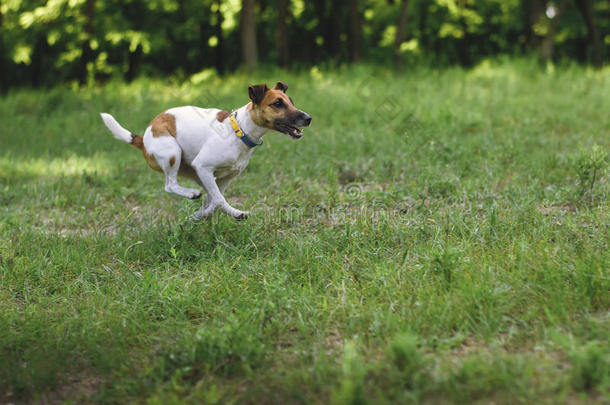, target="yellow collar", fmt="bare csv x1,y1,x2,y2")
229,111,262,148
